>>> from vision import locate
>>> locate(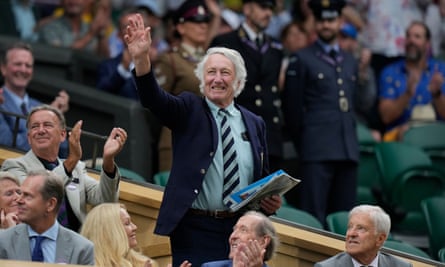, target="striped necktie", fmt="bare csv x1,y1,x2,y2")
219,109,240,206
